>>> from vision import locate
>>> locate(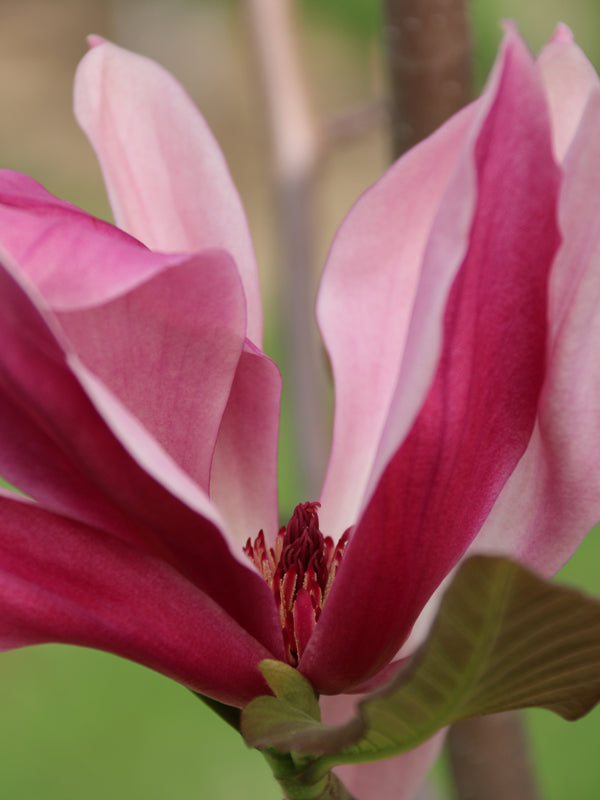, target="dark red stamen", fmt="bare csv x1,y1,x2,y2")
244,502,349,666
